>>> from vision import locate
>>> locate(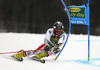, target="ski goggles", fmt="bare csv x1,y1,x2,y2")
55,29,63,32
